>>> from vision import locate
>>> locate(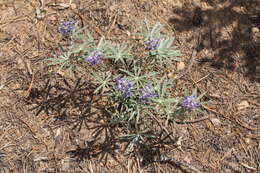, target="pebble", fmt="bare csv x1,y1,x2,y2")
167,72,174,79
70,3,77,9
210,117,221,126
176,61,185,71
252,27,259,33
